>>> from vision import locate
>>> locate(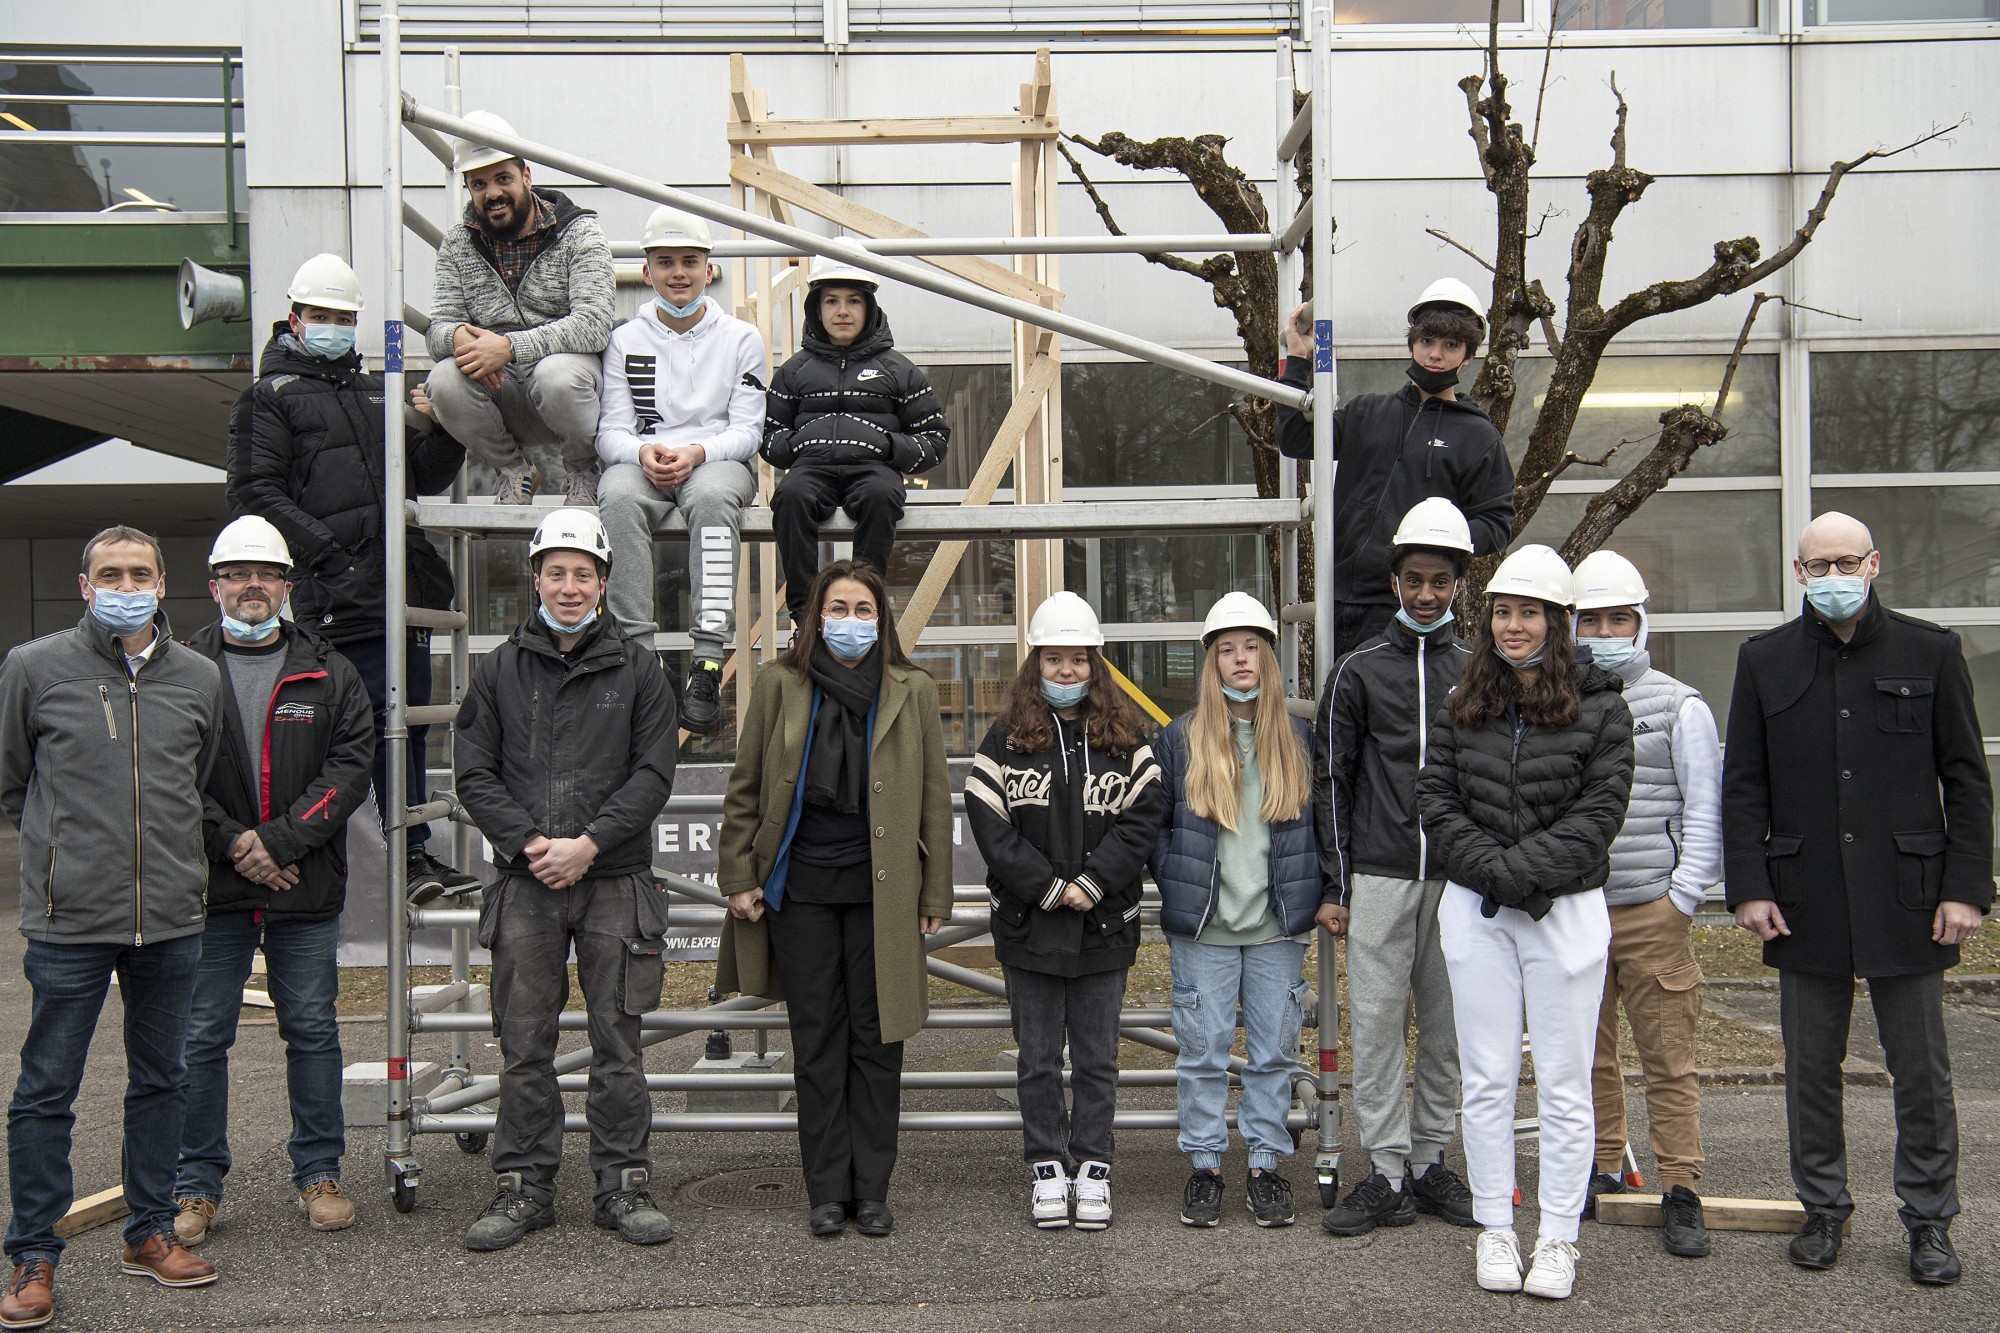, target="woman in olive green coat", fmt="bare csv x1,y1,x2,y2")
718,559,954,1239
